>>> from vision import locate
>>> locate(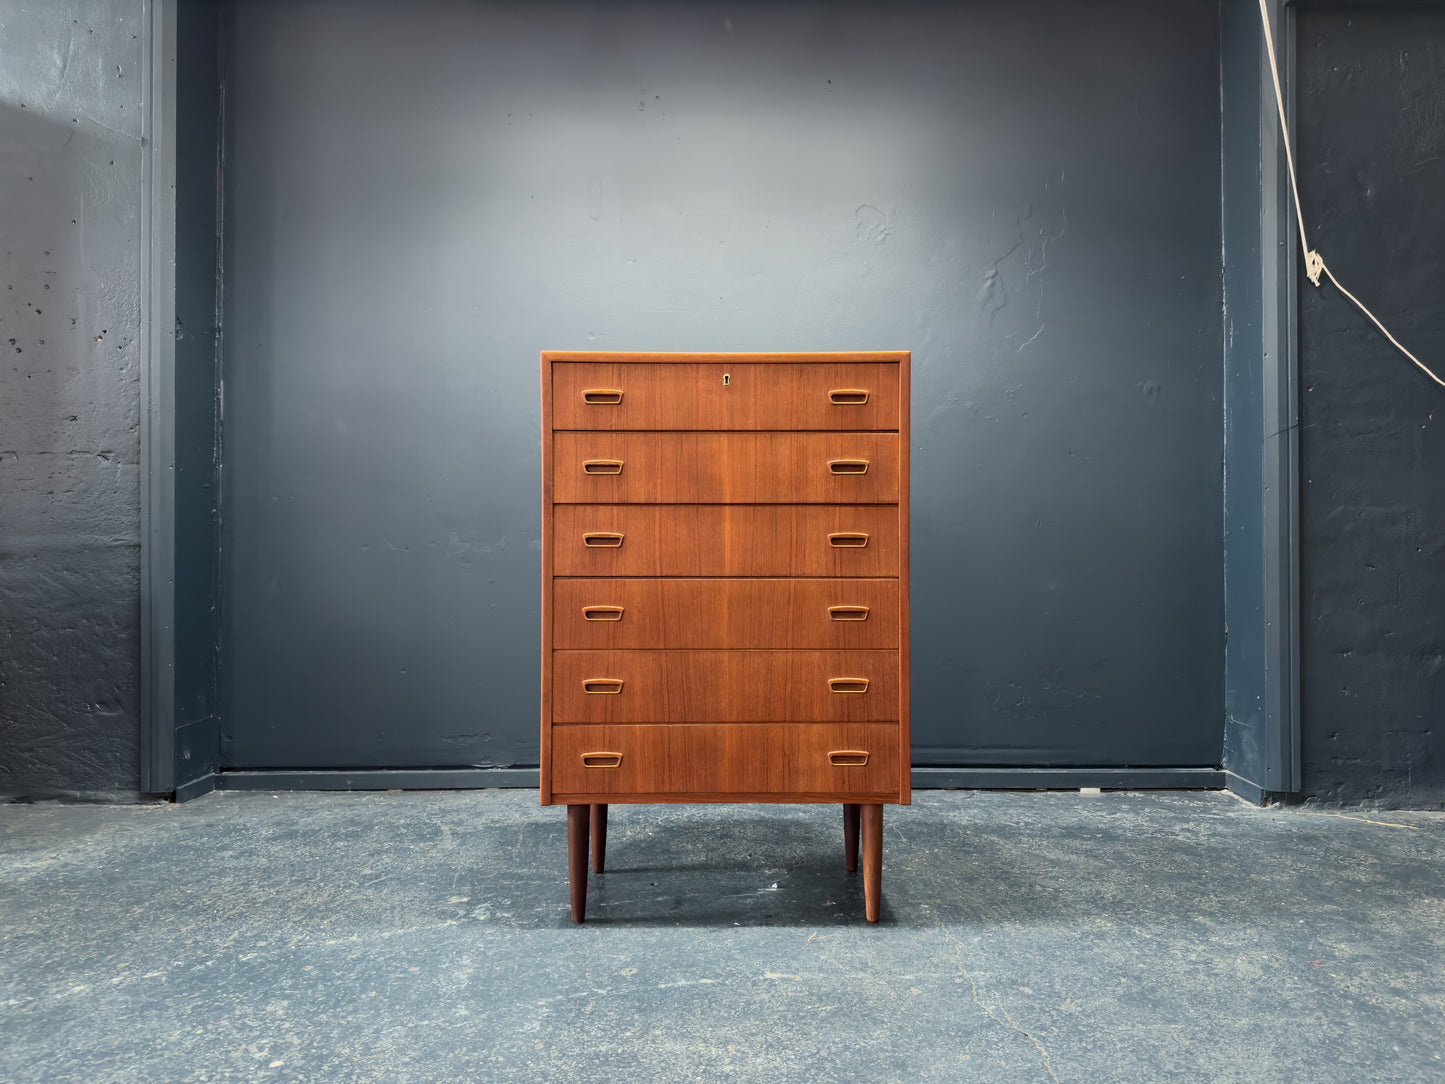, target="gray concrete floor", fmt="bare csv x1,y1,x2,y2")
2,789,1442,1083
